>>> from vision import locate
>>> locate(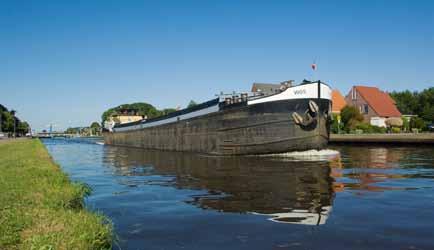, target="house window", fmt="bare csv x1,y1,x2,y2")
363,104,369,114
352,88,357,100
